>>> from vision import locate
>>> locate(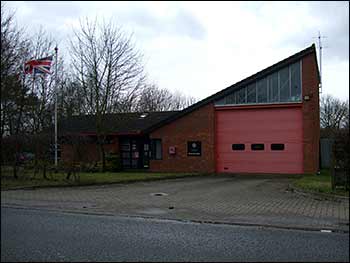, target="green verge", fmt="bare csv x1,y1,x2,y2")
1,166,205,190
292,169,349,197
